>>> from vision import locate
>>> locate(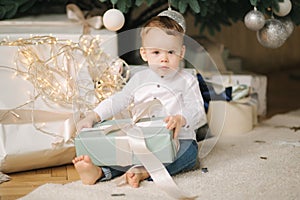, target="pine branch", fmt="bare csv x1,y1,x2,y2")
0,0,299,33
126,1,168,28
